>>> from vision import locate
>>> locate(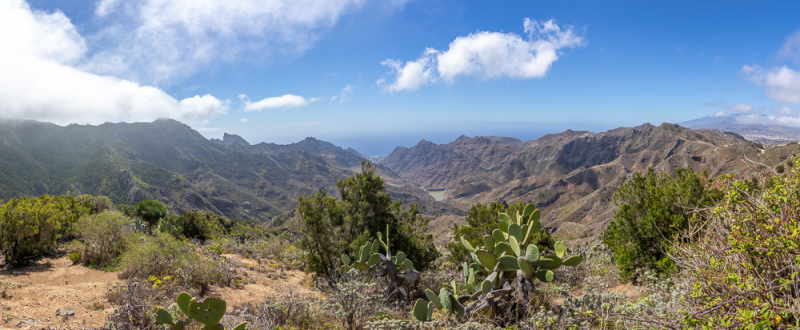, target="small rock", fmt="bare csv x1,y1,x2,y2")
56,309,75,317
